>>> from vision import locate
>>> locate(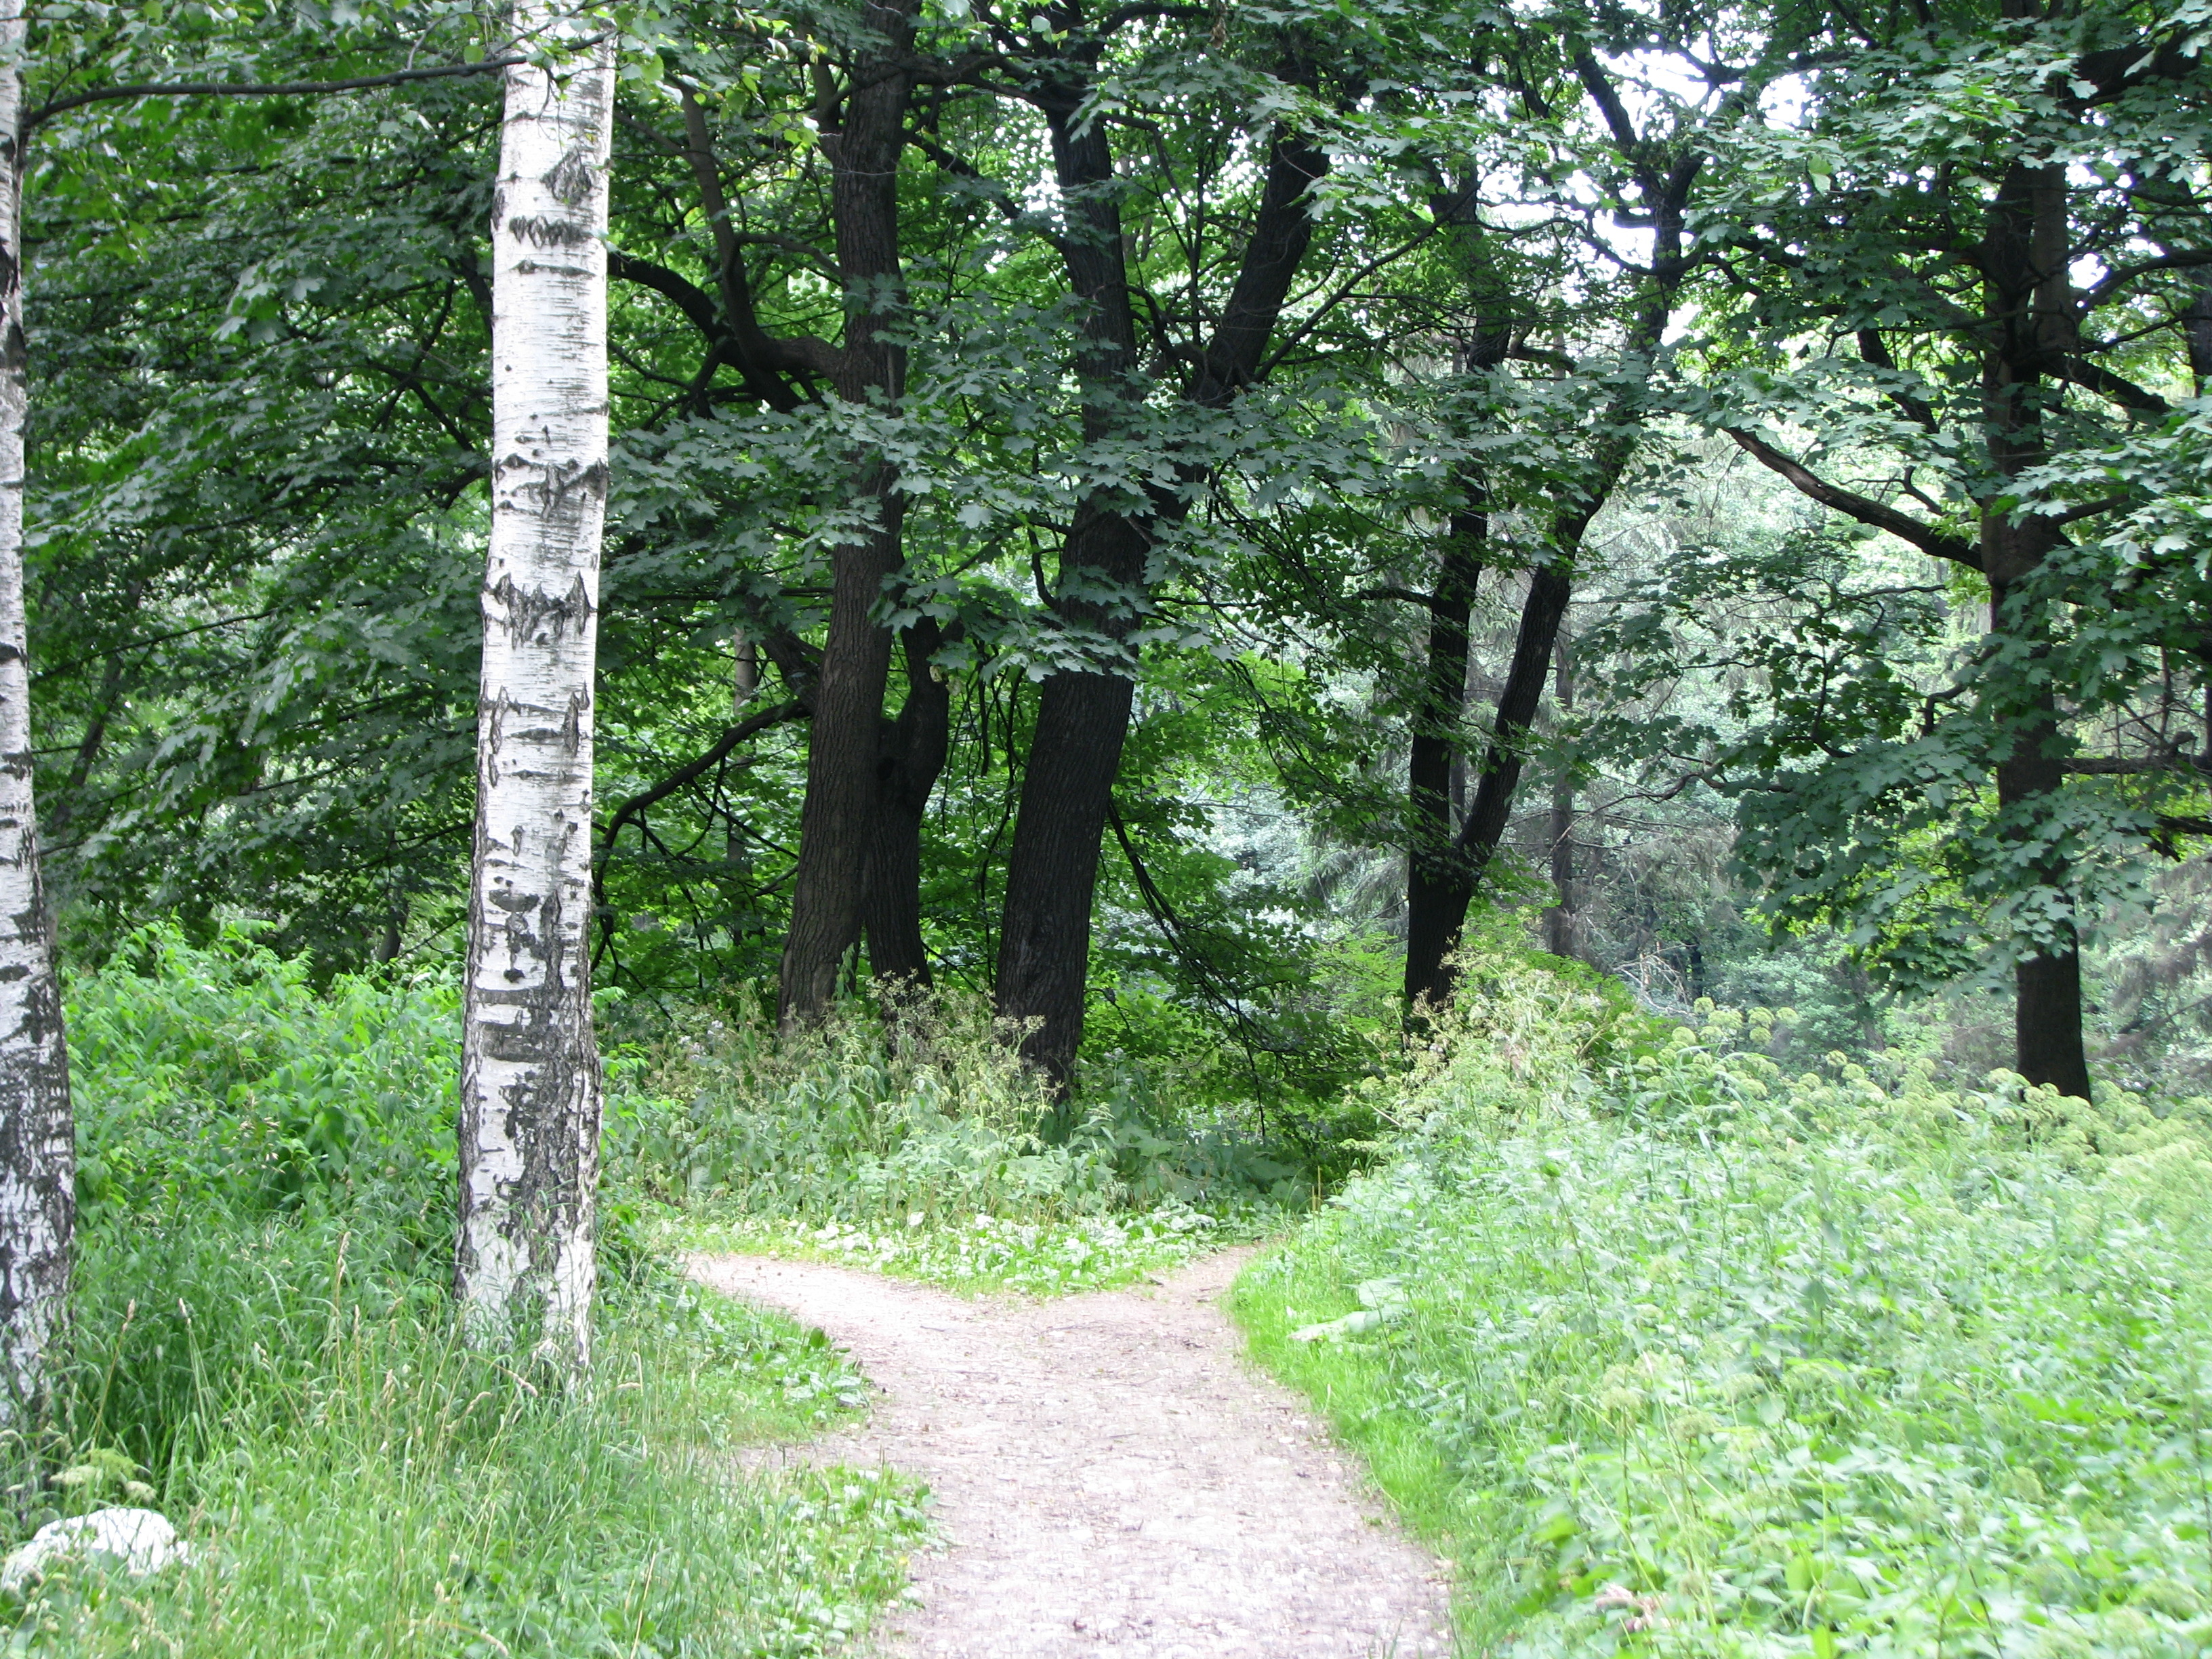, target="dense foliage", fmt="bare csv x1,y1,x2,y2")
1236,953,2212,1654
9,0,2212,1645
20,0,2211,1101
